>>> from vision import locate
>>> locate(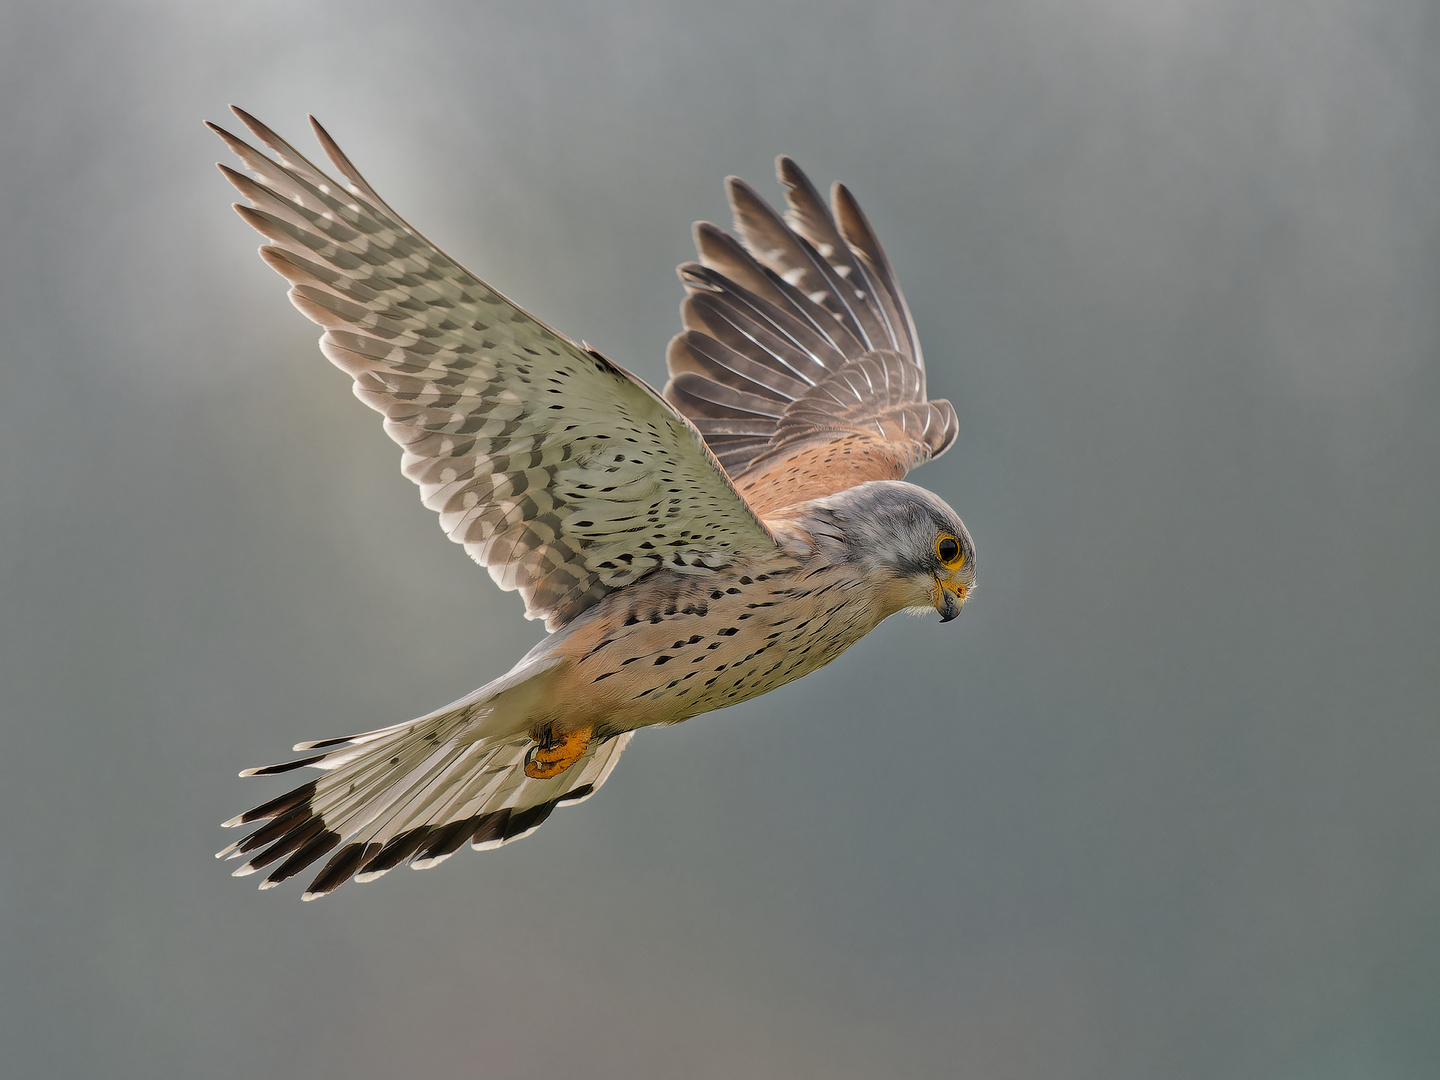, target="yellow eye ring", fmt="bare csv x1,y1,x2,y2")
936,534,963,567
